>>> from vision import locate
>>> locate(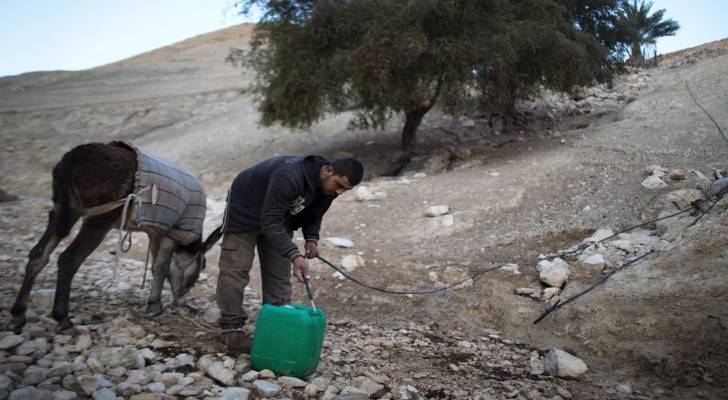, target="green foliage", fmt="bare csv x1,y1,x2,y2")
616,0,679,61
231,0,621,151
